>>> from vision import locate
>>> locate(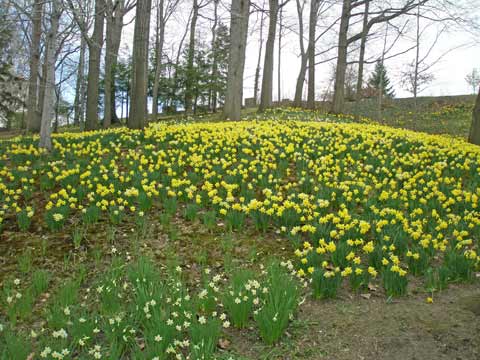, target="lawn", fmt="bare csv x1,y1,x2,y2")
0,116,479,359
